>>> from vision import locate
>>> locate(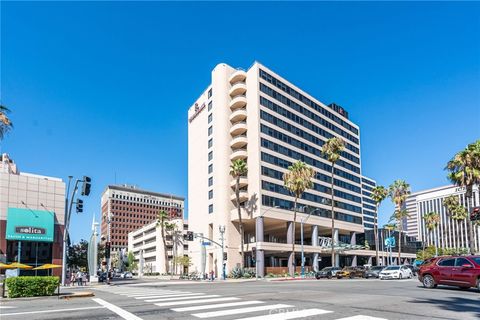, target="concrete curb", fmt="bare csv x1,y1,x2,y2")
59,291,95,299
